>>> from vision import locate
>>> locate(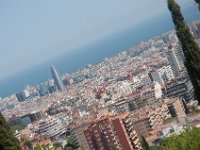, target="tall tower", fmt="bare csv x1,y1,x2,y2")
165,44,185,77
50,65,64,91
